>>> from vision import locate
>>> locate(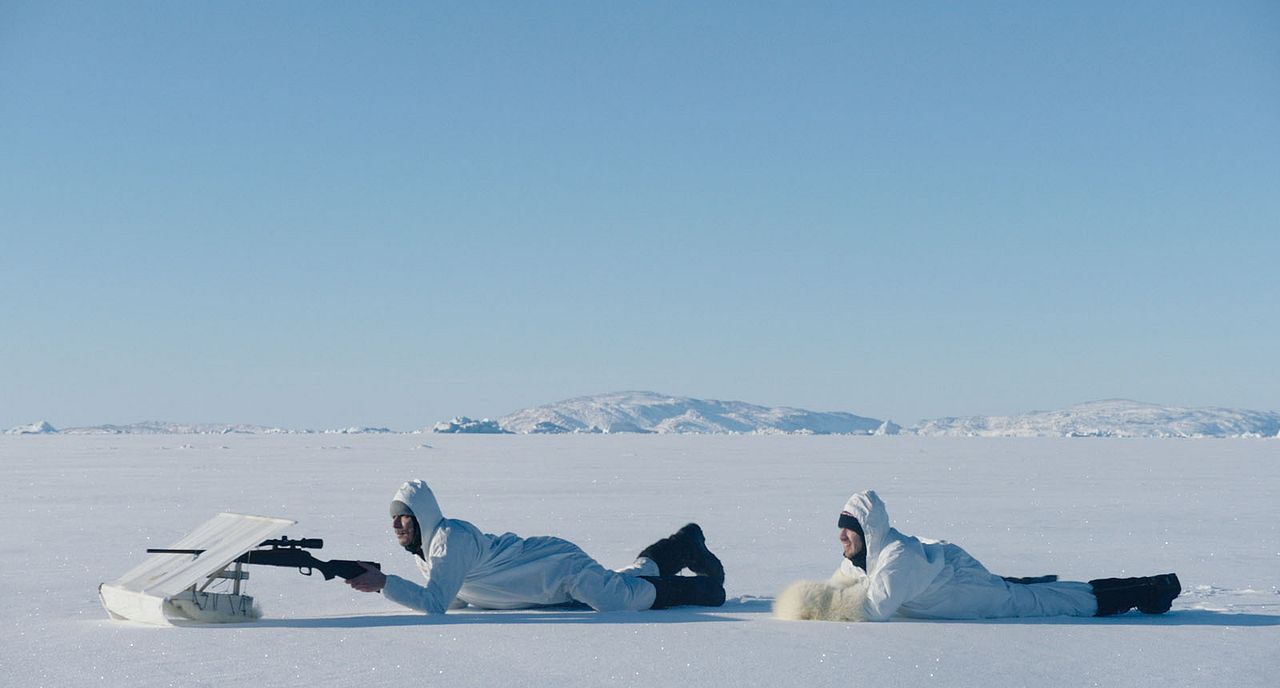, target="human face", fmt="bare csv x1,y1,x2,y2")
392,514,418,547
839,527,864,559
